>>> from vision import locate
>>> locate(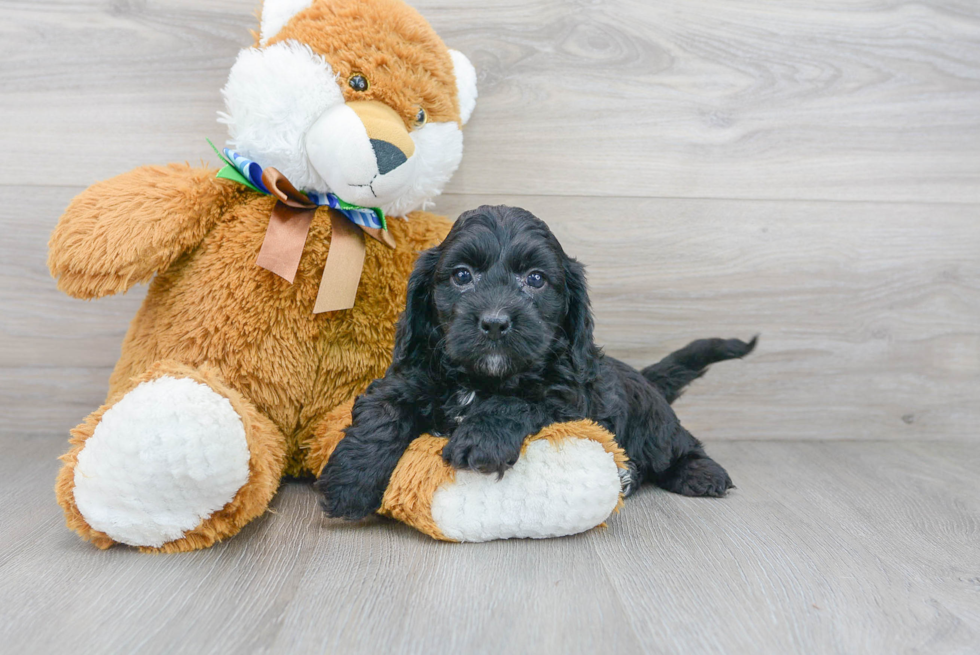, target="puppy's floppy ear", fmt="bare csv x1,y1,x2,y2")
391,247,441,369
562,256,600,381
